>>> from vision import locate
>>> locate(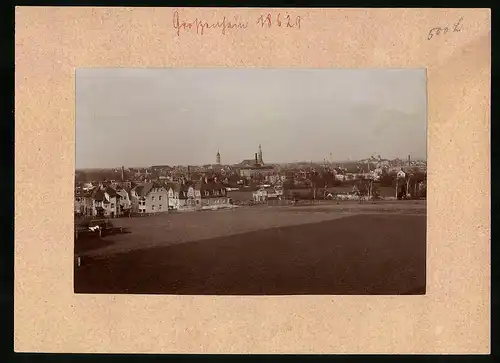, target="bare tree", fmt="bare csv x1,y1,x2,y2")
406,173,413,199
